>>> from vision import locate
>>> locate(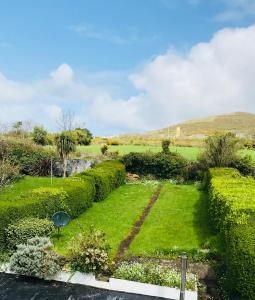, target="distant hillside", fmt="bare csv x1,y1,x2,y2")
131,112,255,140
